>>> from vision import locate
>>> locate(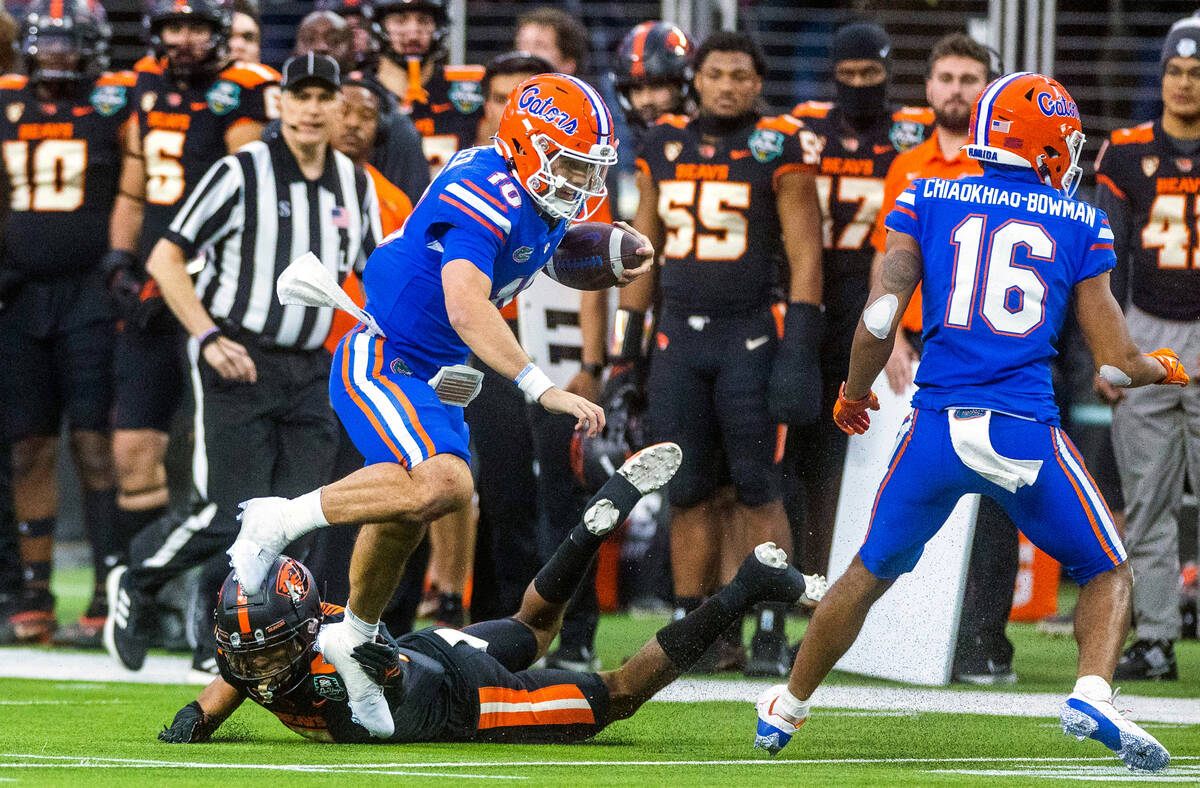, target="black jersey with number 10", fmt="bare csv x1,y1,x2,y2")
0,72,135,276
